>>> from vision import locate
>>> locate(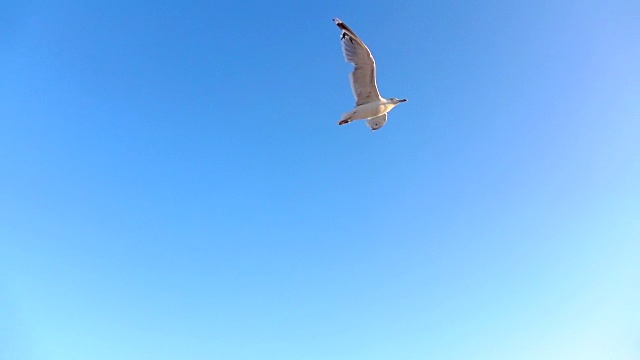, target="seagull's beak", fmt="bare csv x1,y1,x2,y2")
399,99,408,102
